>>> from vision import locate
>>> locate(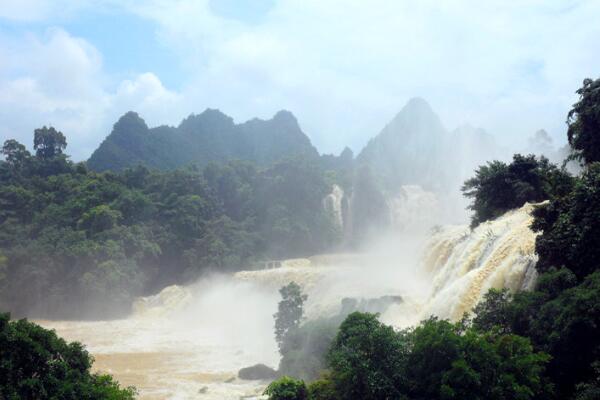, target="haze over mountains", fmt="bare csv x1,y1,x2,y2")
88,97,519,199
88,109,319,171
